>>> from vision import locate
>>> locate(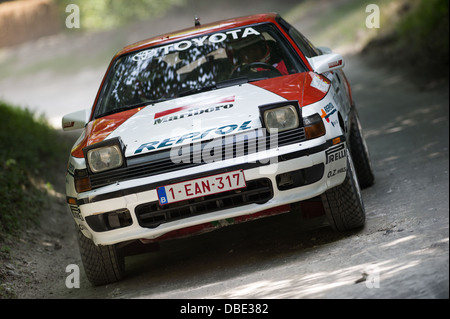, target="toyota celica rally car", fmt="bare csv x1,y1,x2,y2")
62,13,374,286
